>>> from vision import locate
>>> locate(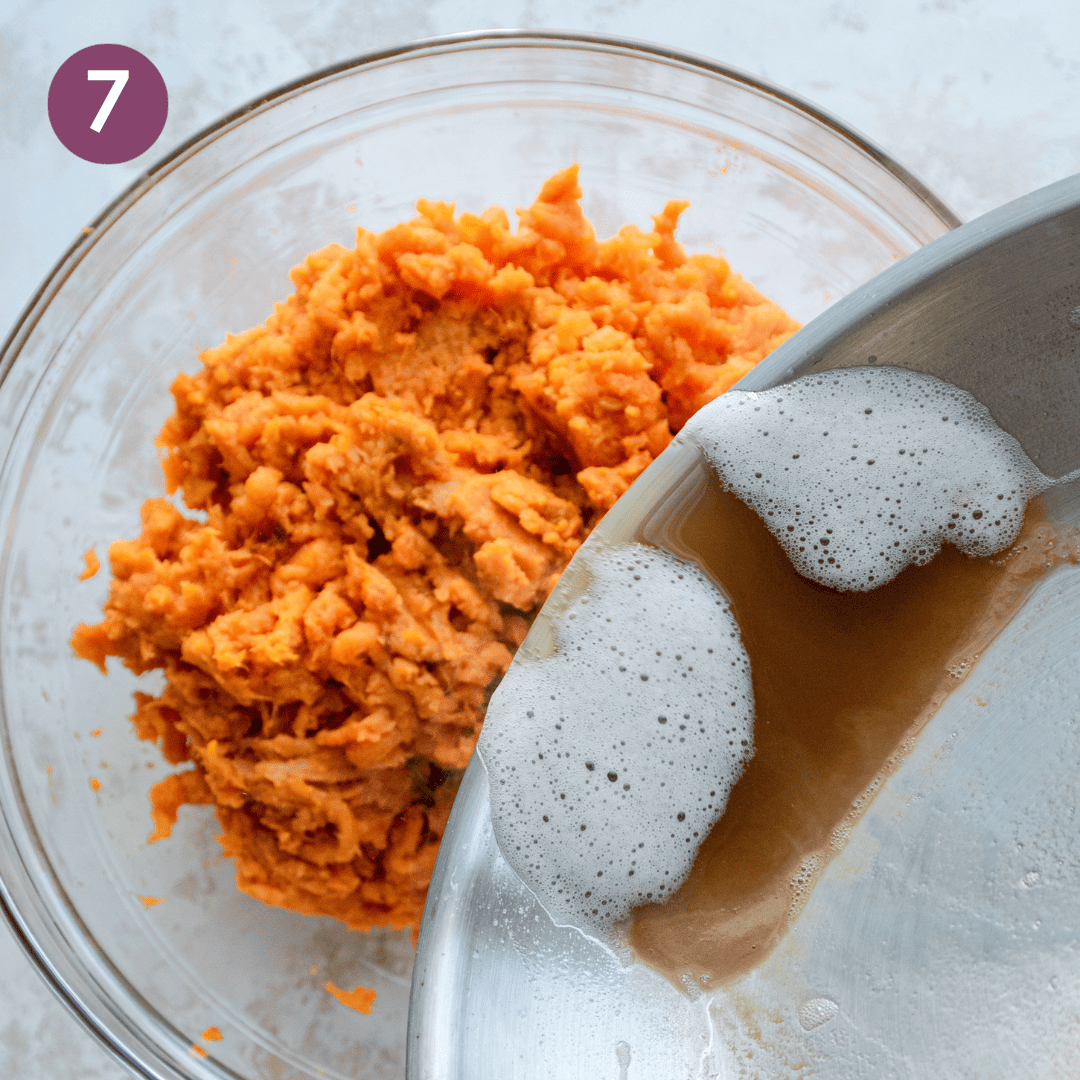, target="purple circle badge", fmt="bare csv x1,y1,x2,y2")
48,44,168,165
